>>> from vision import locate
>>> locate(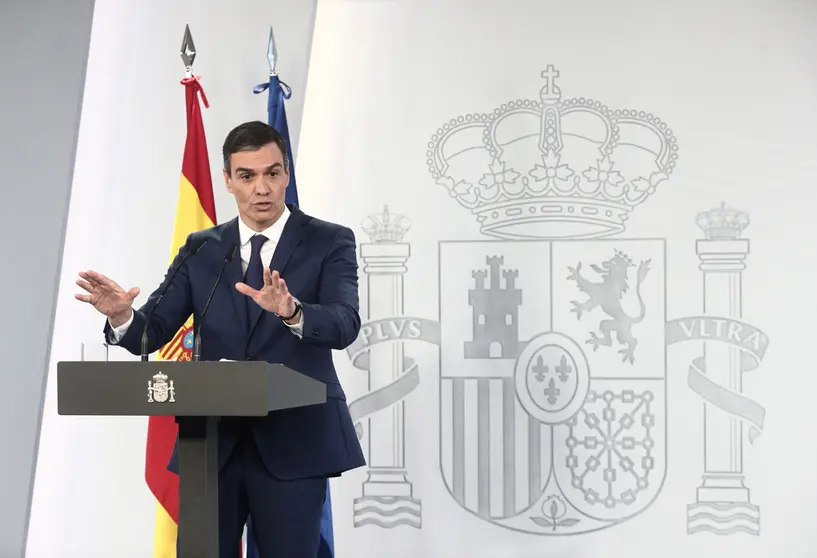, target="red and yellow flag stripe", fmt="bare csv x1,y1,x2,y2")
146,75,217,558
